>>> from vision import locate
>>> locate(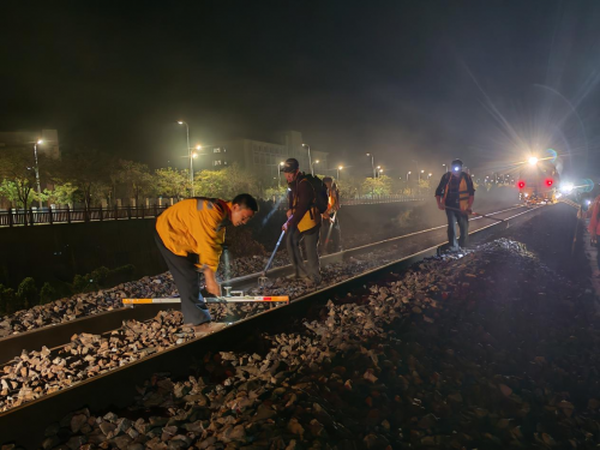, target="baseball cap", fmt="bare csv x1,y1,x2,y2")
282,158,299,173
